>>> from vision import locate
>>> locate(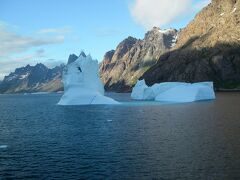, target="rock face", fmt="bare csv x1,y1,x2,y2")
67,54,79,64
0,63,65,93
142,0,240,89
100,27,178,92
